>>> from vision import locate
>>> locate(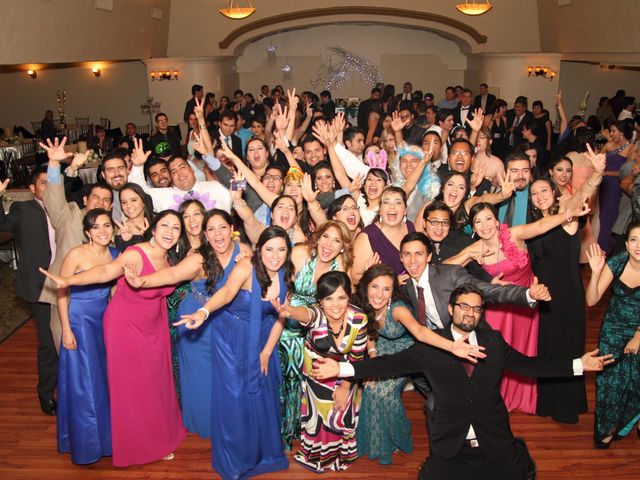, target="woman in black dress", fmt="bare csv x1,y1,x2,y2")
489,99,509,161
